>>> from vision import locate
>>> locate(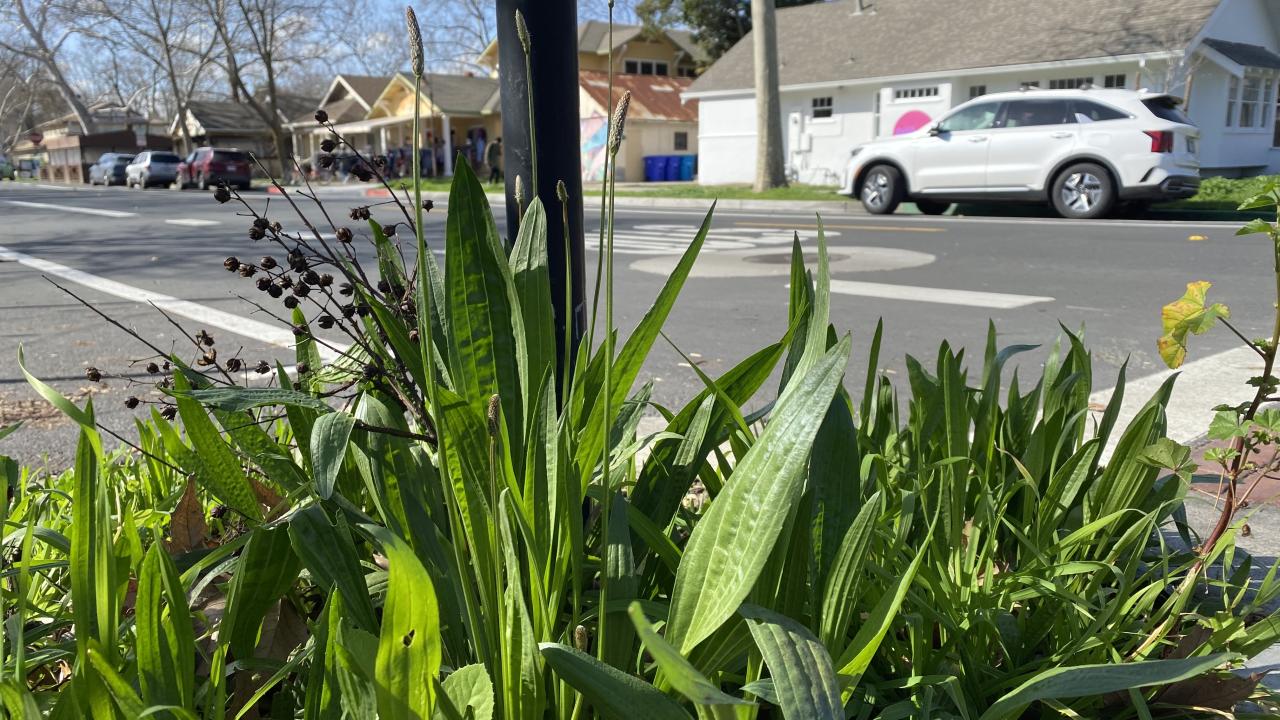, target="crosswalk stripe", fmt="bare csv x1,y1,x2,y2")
828,279,1053,309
